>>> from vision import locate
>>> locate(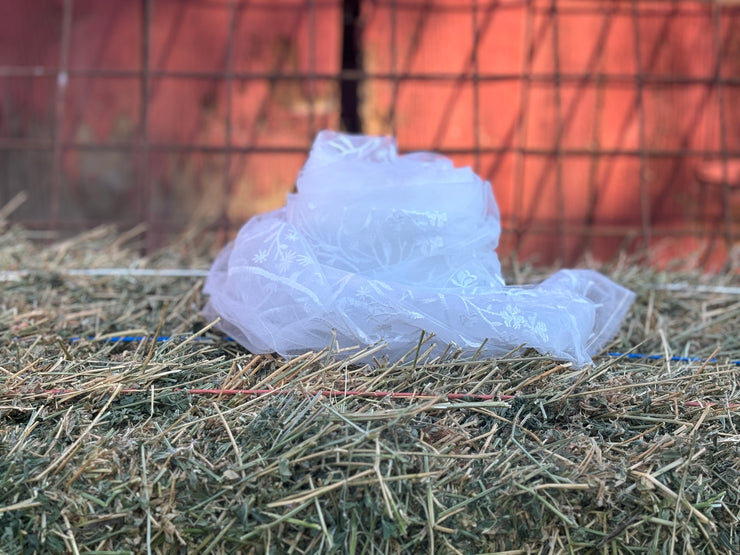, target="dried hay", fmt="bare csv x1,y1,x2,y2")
1,223,739,554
